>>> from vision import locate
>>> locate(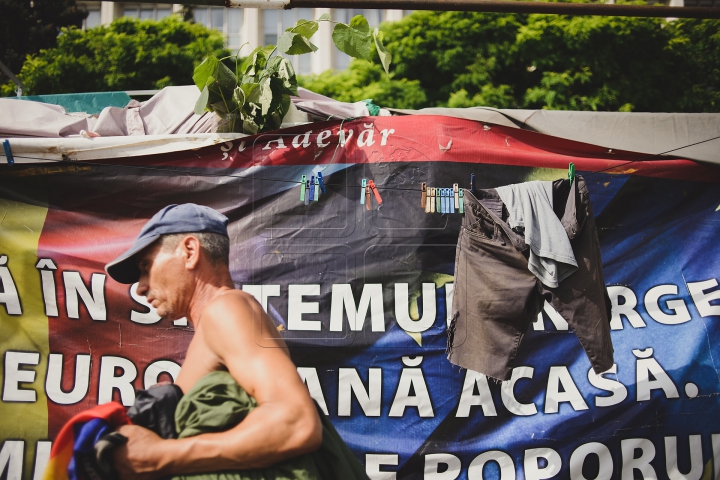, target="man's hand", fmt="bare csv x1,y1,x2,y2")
112,425,170,480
